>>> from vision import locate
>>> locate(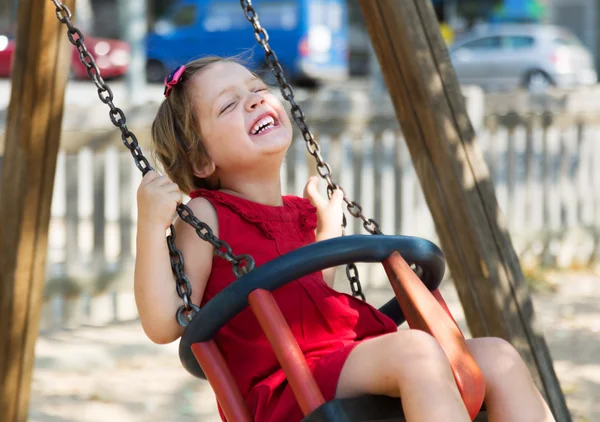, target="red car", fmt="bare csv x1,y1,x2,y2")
0,33,130,79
